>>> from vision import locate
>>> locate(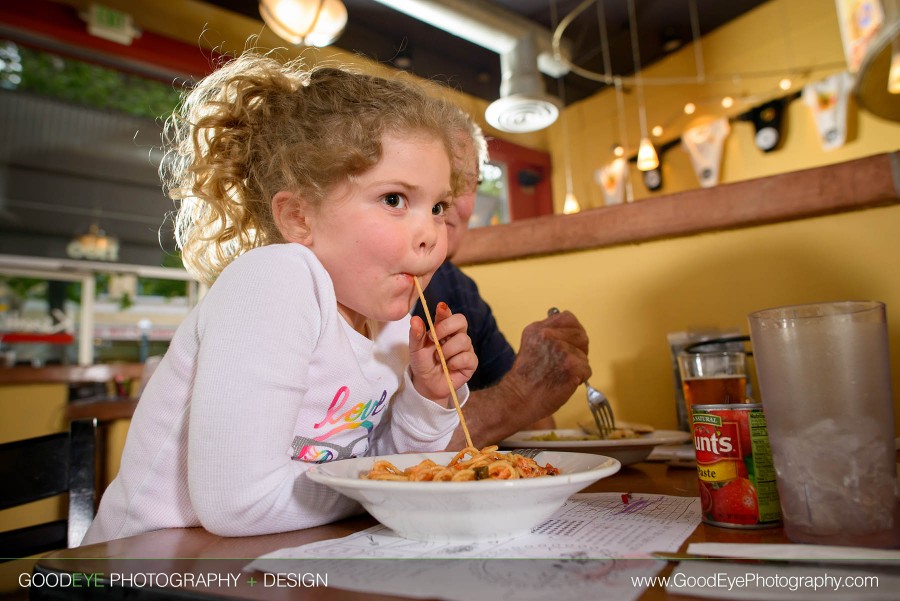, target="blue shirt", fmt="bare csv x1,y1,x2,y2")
412,261,515,391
